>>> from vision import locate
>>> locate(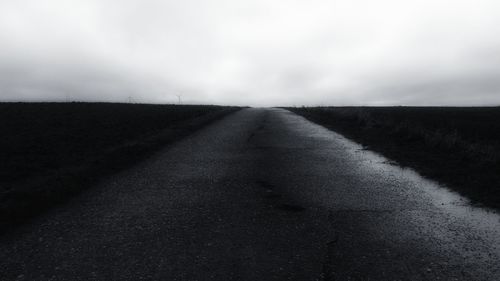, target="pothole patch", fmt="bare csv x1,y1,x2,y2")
256,180,274,189
264,189,282,199
278,203,306,212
